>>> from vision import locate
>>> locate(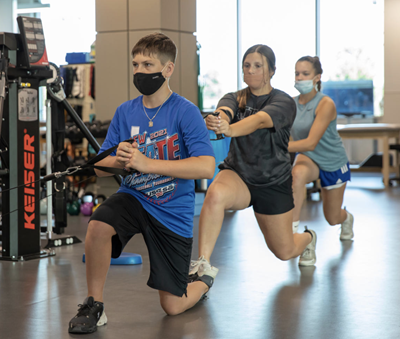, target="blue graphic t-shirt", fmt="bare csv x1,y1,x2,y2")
99,93,215,238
